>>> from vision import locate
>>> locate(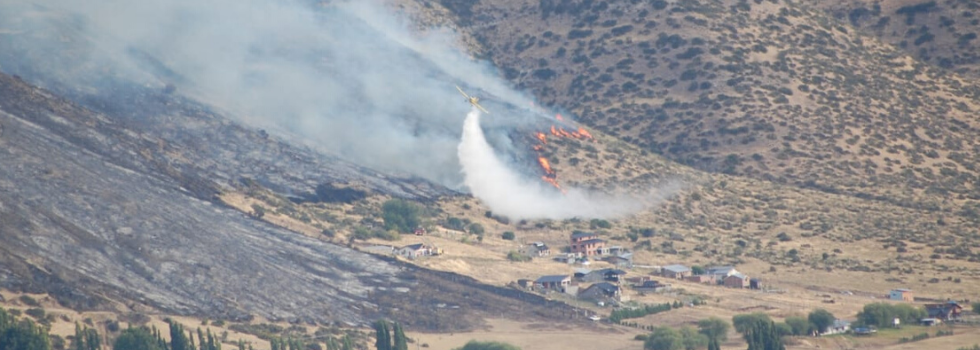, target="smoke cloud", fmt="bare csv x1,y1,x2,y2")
459,109,663,220
0,0,674,218
0,0,544,188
